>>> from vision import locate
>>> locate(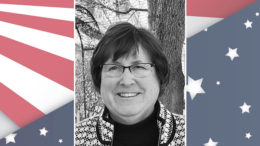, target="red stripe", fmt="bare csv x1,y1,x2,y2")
0,36,74,91
0,11,73,38
0,0,73,8
187,0,257,18
0,83,45,127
